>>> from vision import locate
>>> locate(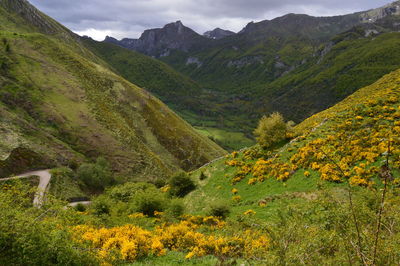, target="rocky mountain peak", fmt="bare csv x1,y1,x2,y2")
360,1,400,23
104,21,210,57
203,28,235,39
